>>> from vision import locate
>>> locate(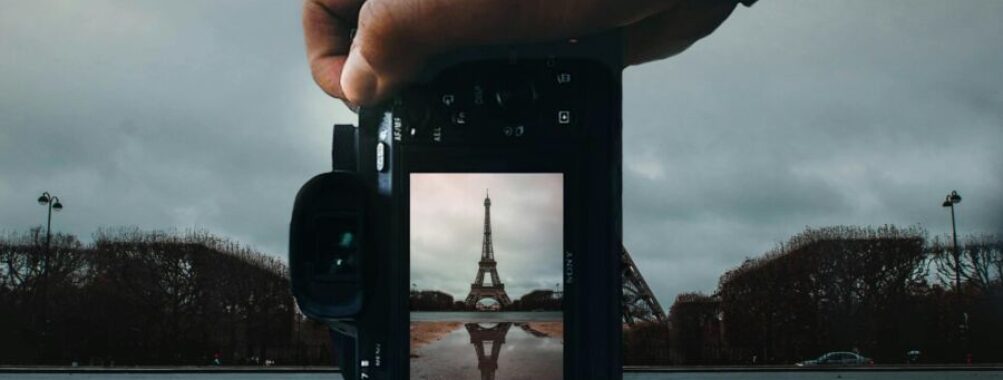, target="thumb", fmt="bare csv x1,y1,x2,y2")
341,43,380,106
340,1,431,106
341,0,675,106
